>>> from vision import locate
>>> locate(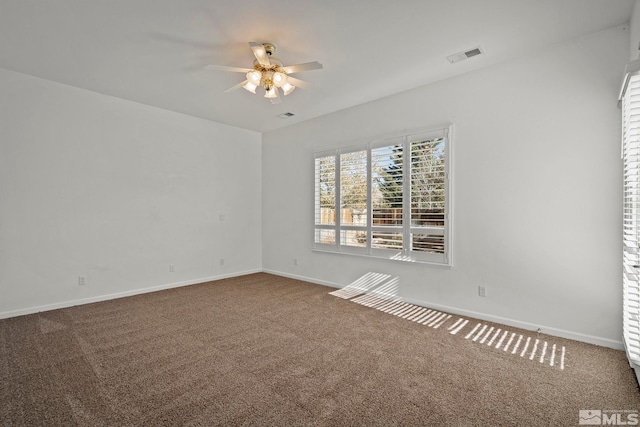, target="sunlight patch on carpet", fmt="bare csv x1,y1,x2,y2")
350,294,452,328
457,321,566,370
329,272,398,300
329,278,566,371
